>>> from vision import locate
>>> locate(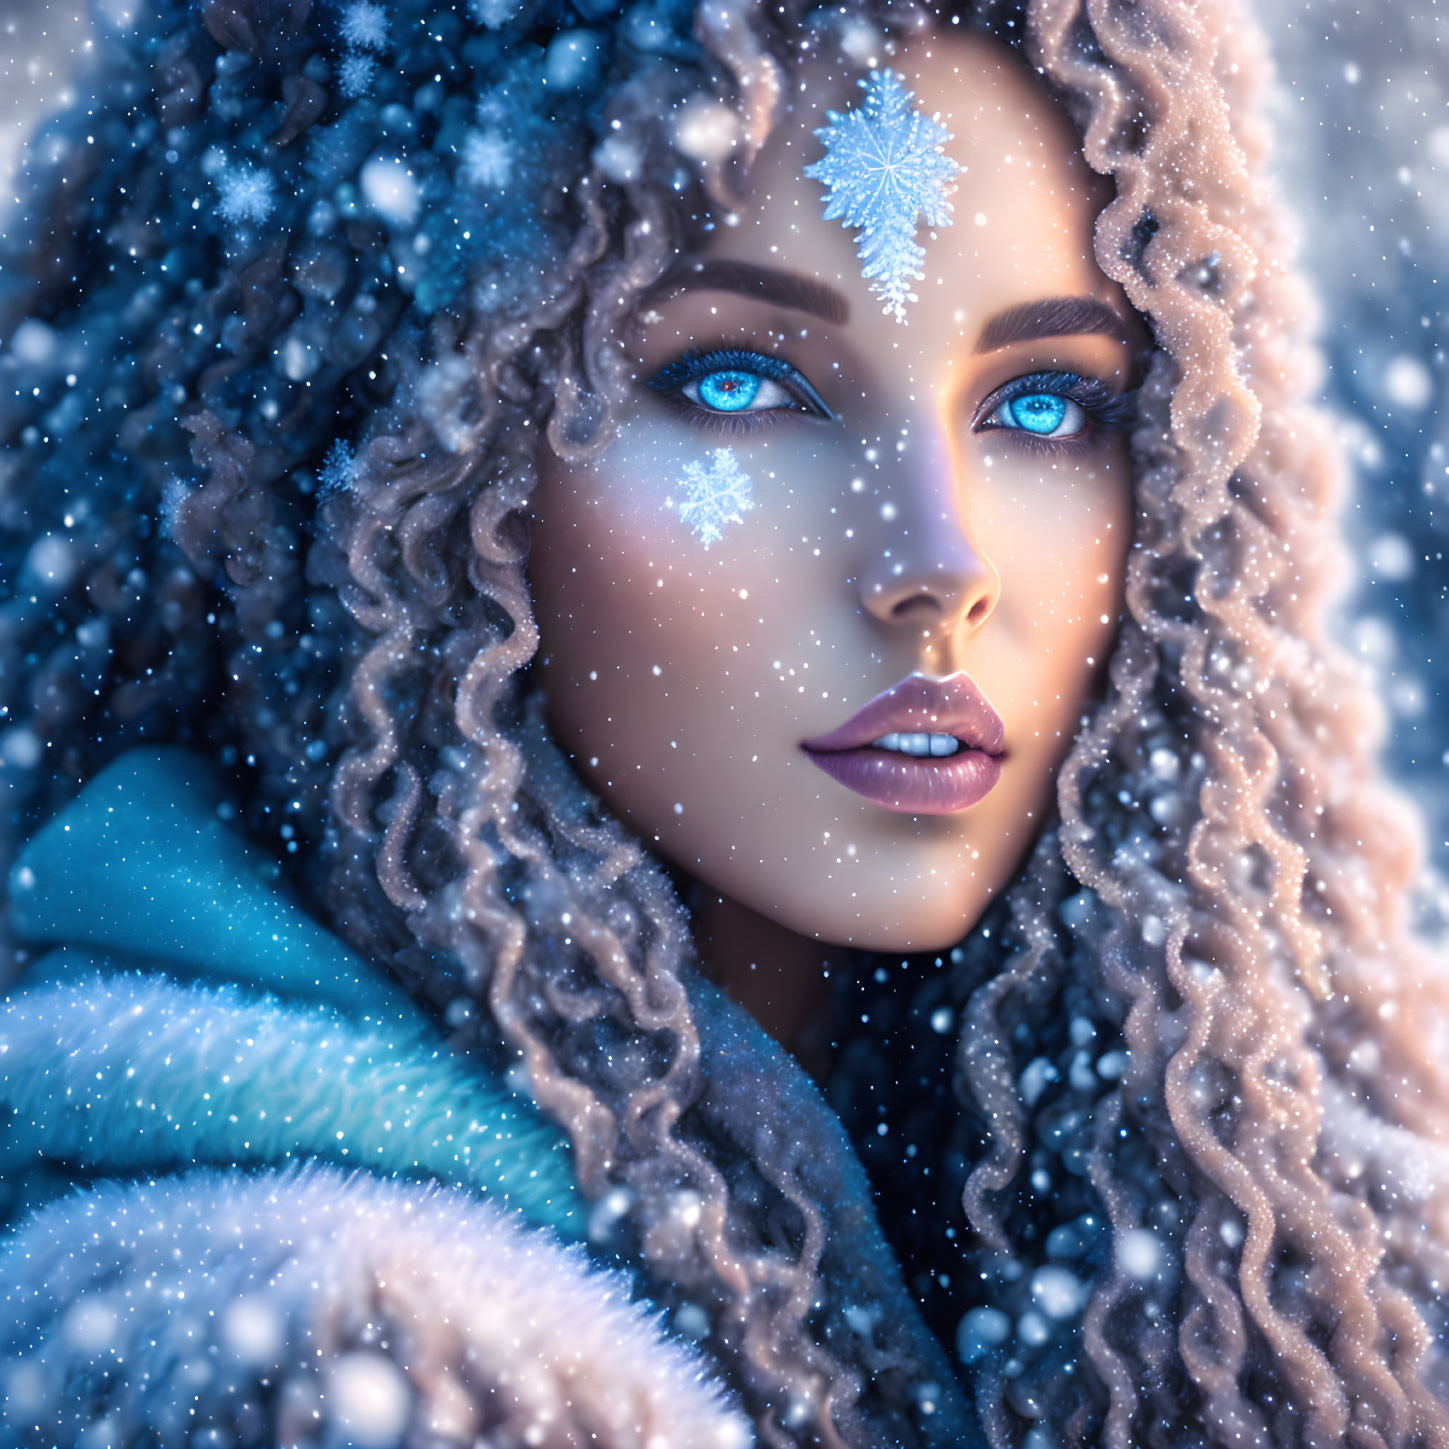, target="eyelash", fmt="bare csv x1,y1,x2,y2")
645,347,835,437
645,349,1137,446
972,370,1137,452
